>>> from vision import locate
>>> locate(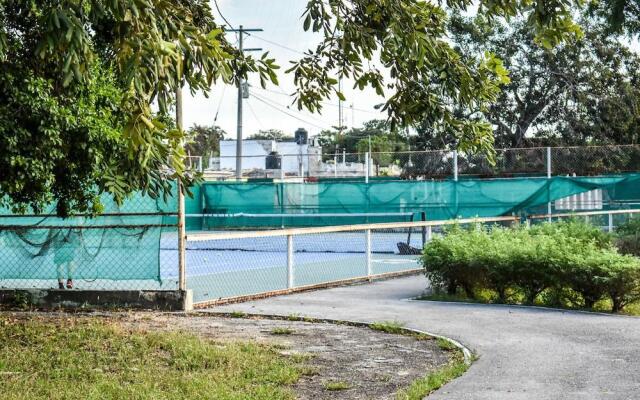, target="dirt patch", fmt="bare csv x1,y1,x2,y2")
5,312,456,399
